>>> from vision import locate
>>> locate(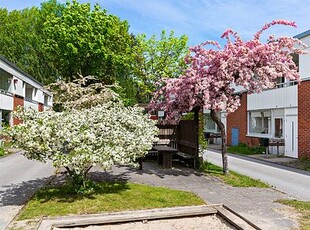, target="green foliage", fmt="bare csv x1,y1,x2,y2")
181,112,194,120
277,199,310,230
0,1,188,103
198,112,208,155
132,30,189,102
0,1,134,87
227,143,265,155
0,6,55,84
17,181,204,220
0,147,5,157
42,0,135,84
200,161,269,188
